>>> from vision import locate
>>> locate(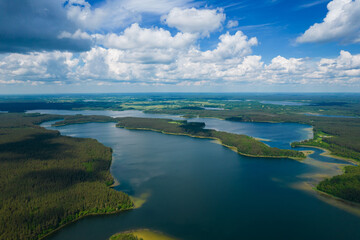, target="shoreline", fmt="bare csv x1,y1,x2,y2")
312,184,360,217
110,228,176,240
40,207,133,240
38,121,135,240
117,126,305,161
296,145,358,165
